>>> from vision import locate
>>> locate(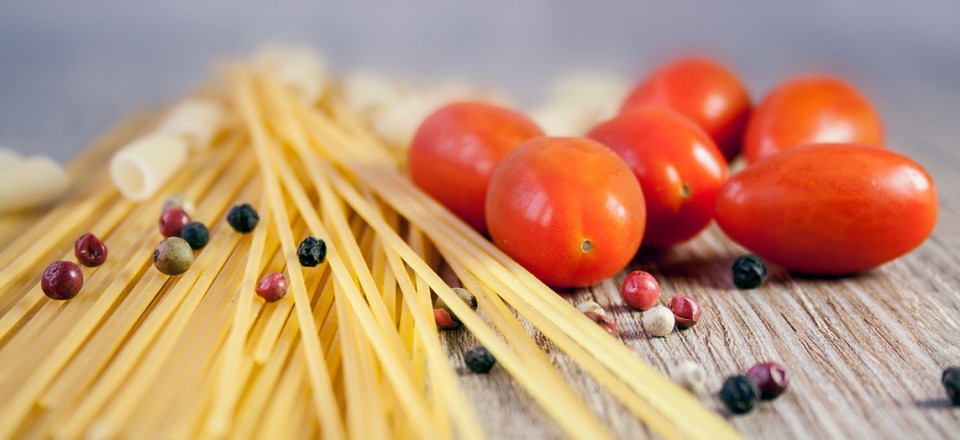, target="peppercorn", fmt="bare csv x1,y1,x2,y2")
576,301,618,336
162,193,195,217
433,287,478,328
673,361,706,394
642,305,675,337
942,367,960,405
297,236,327,267
464,346,496,373
733,255,767,289
719,374,760,415
256,272,289,302
434,308,460,329
159,207,192,238
180,221,210,249
746,361,790,400
41,260,84,300
74,233,108,267
227,203,260,233
621,270,660,311
153,237,194,275
669,294,701,330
